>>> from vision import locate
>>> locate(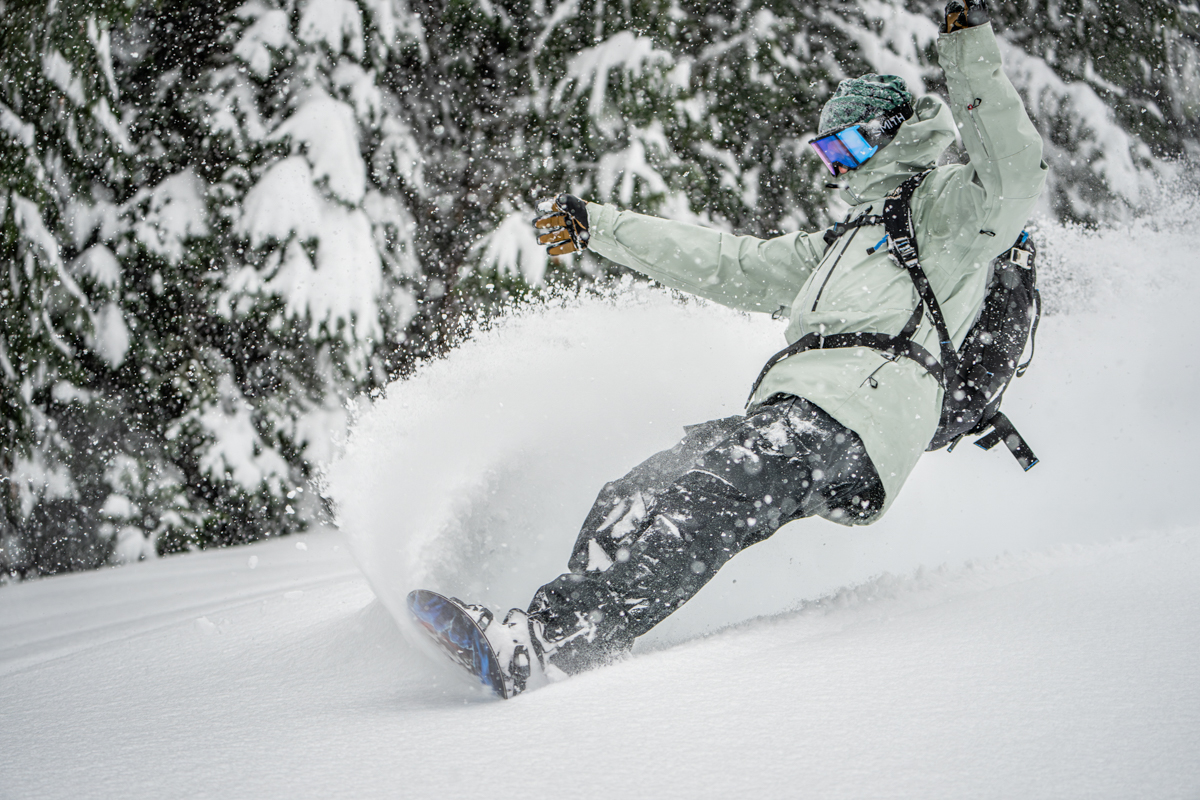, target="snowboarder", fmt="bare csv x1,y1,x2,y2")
447,0,1047,696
